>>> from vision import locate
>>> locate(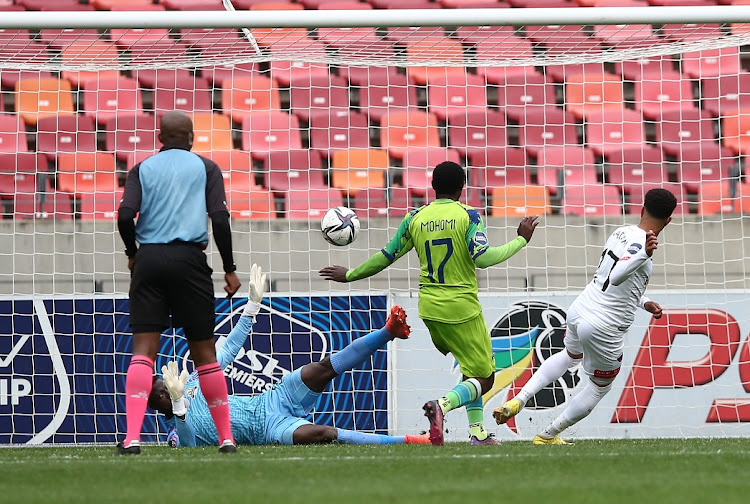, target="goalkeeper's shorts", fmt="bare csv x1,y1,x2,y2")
424,313,494,379
263,369,321,445
128,242,215,341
